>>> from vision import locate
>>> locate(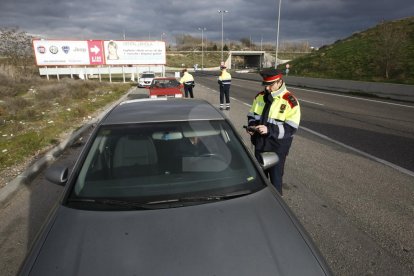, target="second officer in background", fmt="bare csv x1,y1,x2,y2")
179,69,195,98
218,65,232,110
